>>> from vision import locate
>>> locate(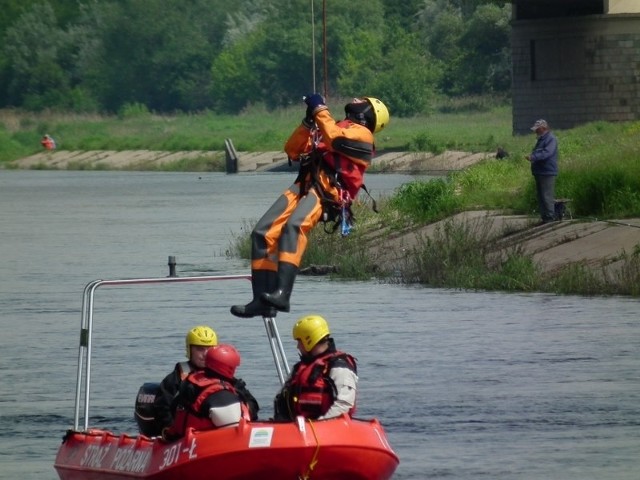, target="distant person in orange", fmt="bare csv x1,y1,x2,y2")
41,134,56,150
